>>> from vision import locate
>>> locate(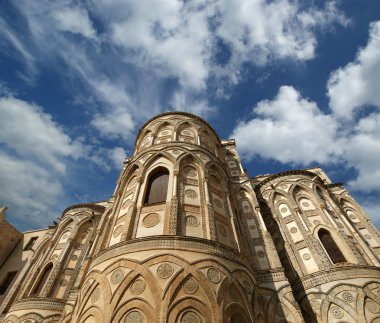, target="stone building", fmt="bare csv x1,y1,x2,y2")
1,111,380,323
